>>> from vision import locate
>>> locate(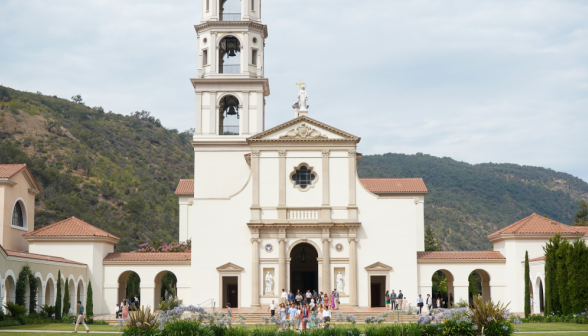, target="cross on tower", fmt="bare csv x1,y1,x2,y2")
295,80,305,89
